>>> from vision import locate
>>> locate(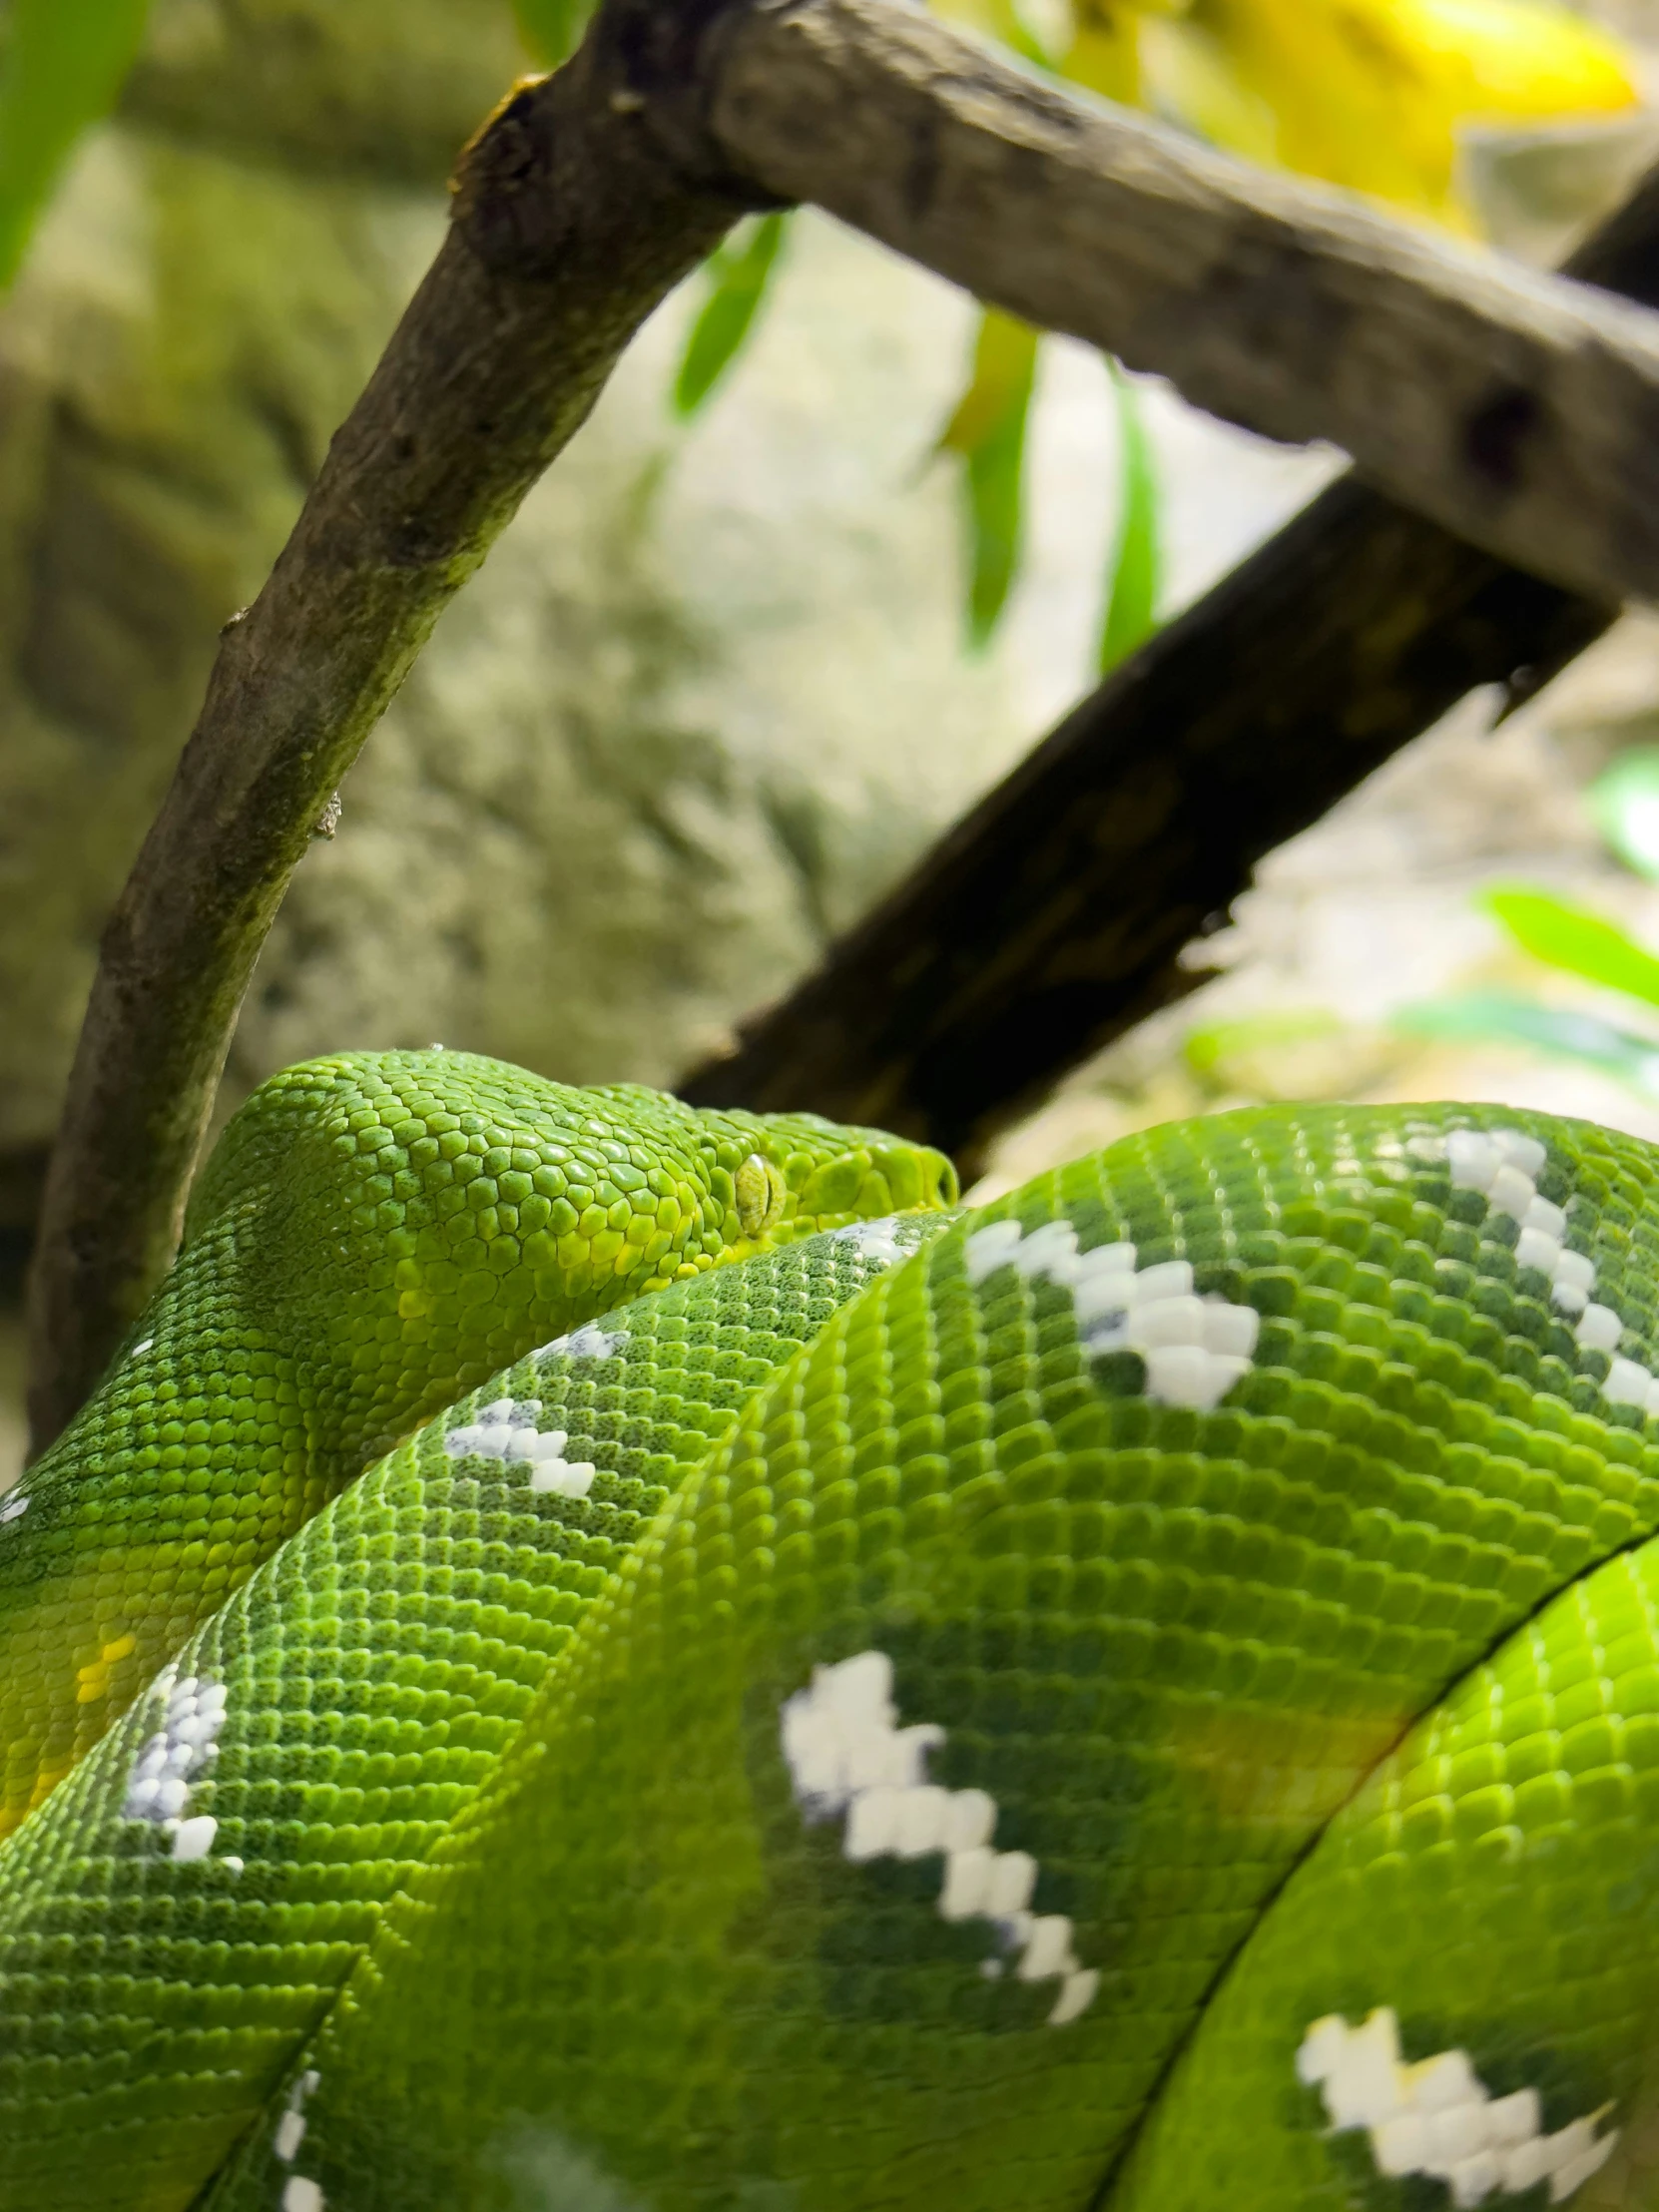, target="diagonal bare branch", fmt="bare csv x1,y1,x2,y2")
708,0,1659,610
24,31,763,1451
